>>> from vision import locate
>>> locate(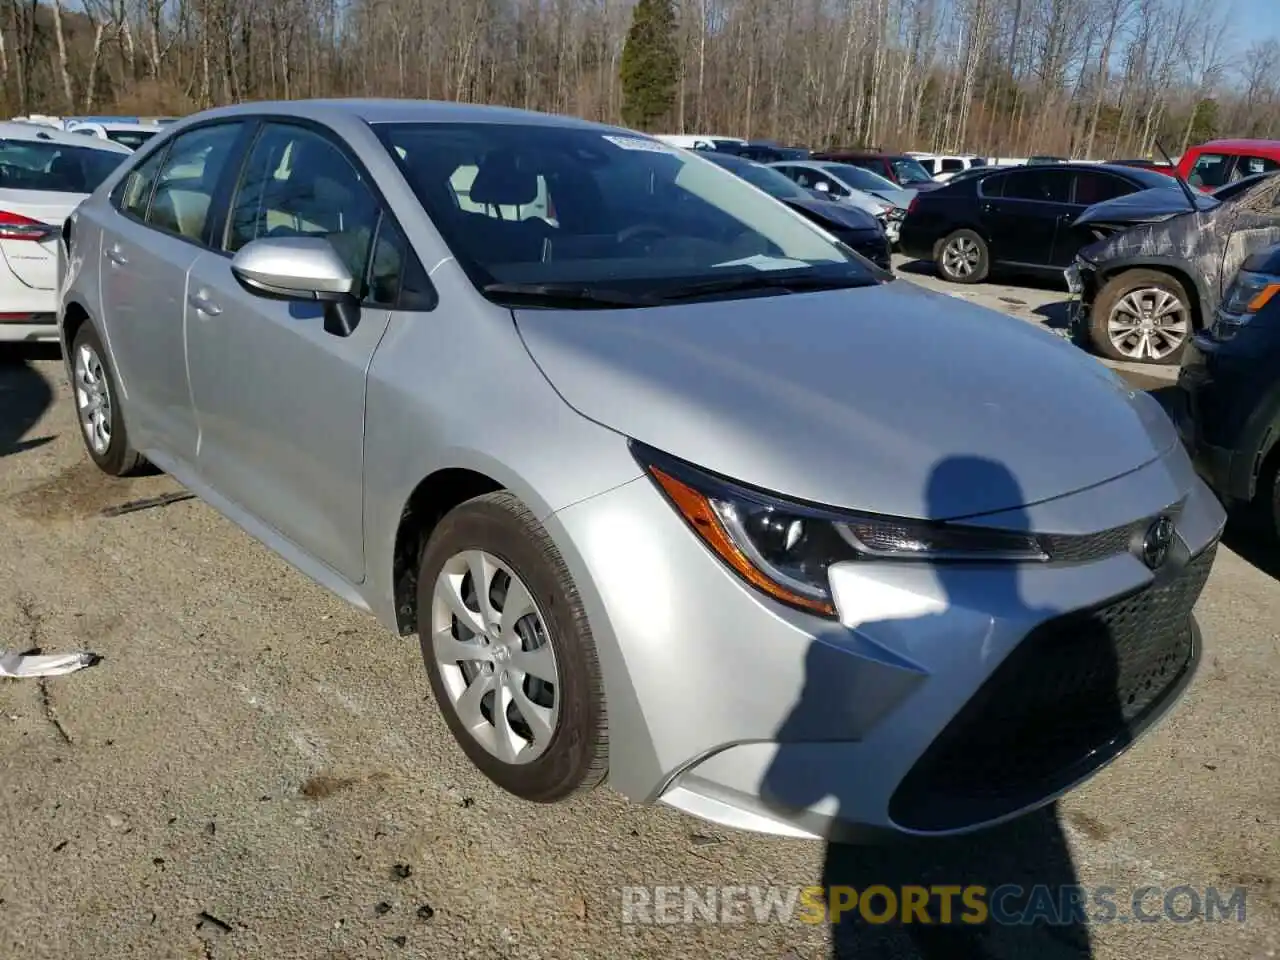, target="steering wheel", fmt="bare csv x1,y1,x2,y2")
616,223,669,251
